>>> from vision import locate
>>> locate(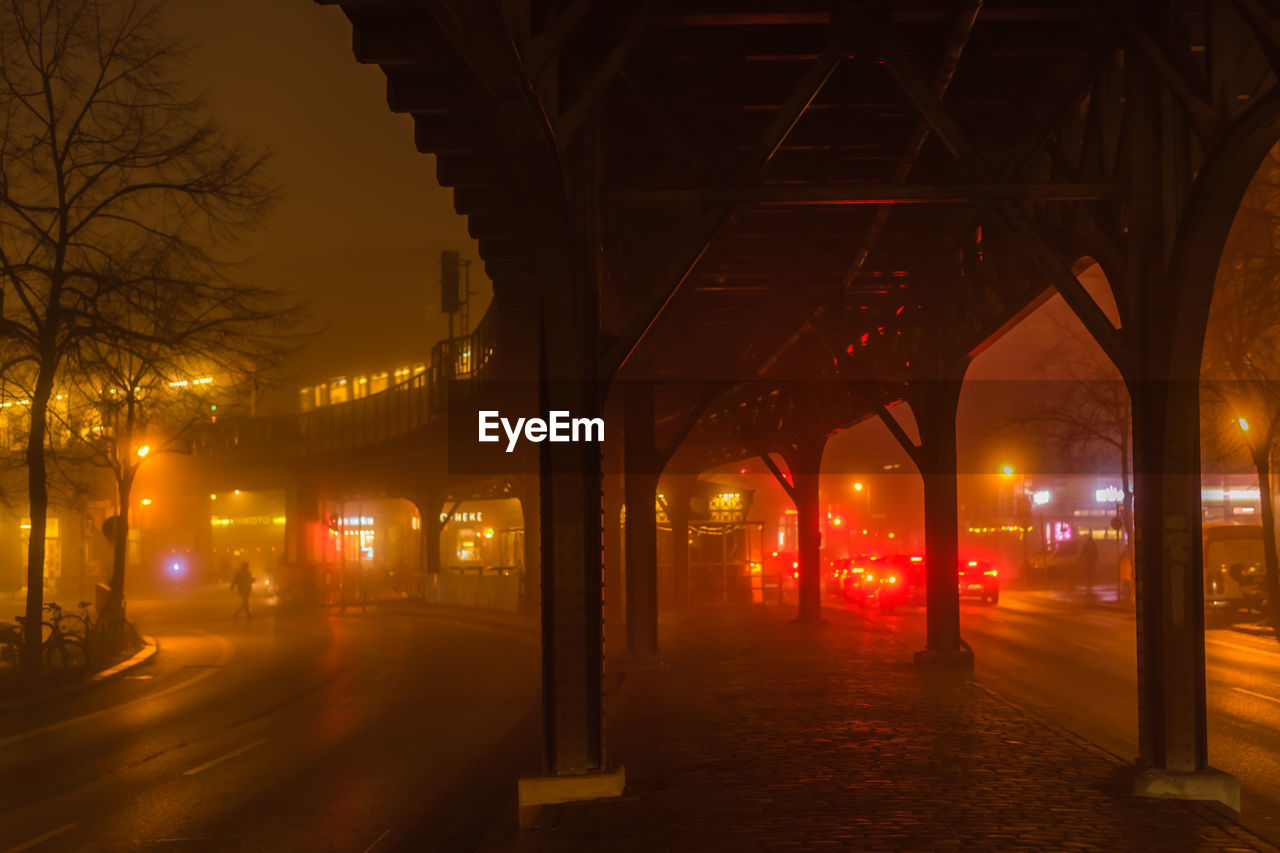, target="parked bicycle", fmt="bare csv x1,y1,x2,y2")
13,603,90,676
0,620,22,669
